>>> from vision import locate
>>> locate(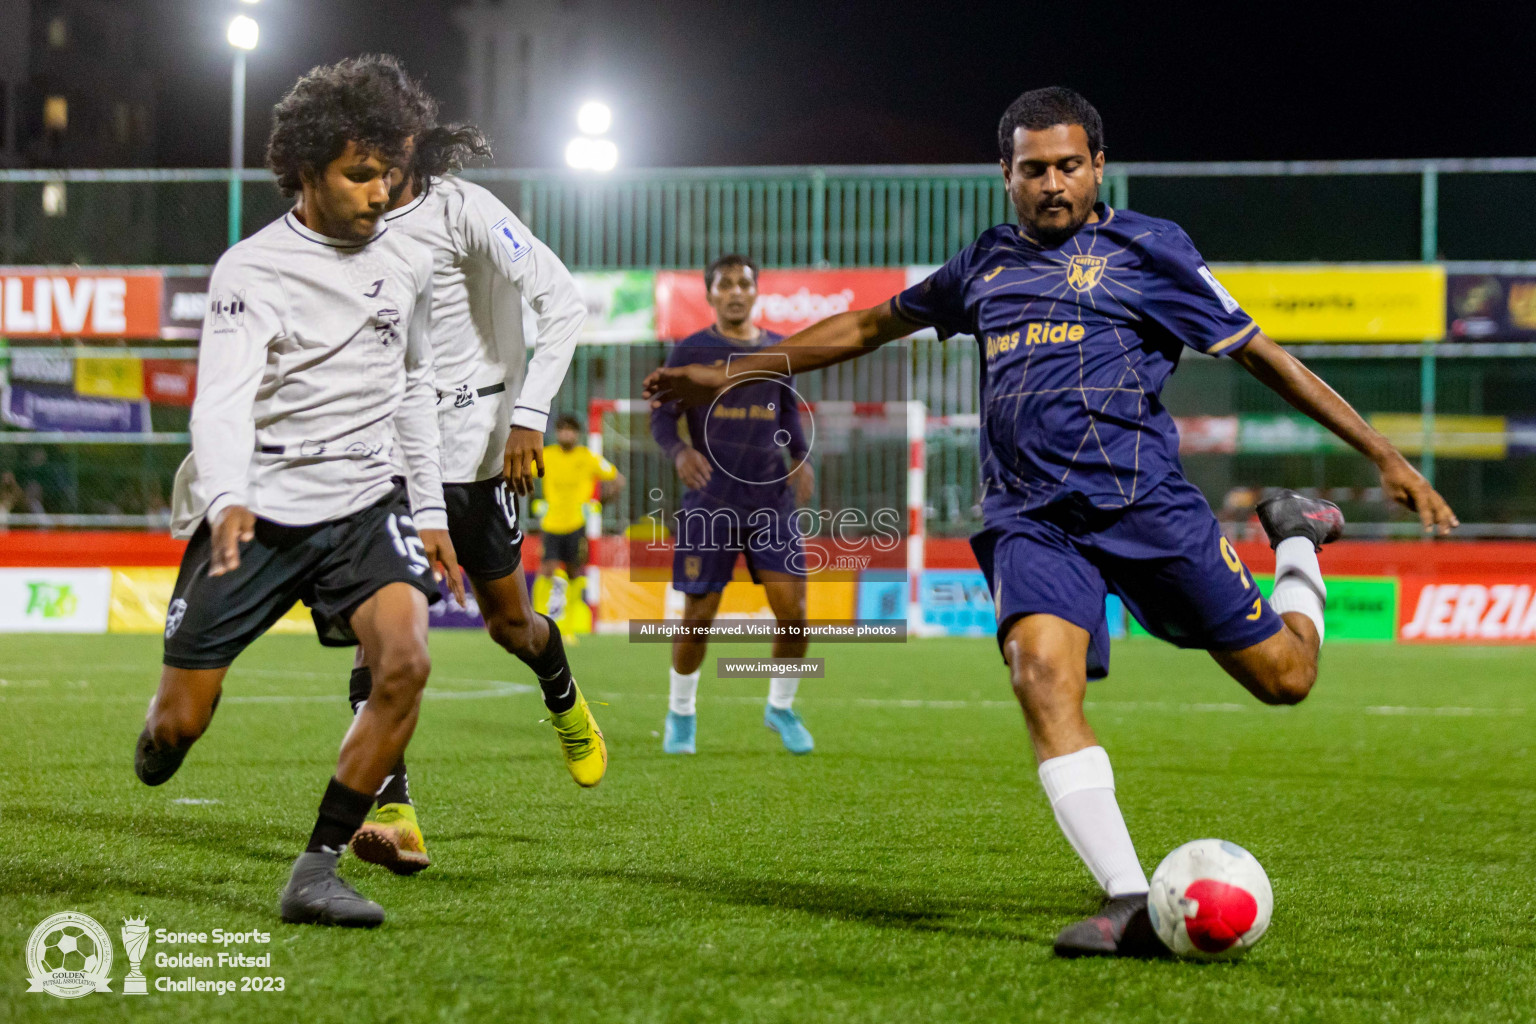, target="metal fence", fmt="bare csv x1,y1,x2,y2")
3,160,1536,535
6,158,1536,267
